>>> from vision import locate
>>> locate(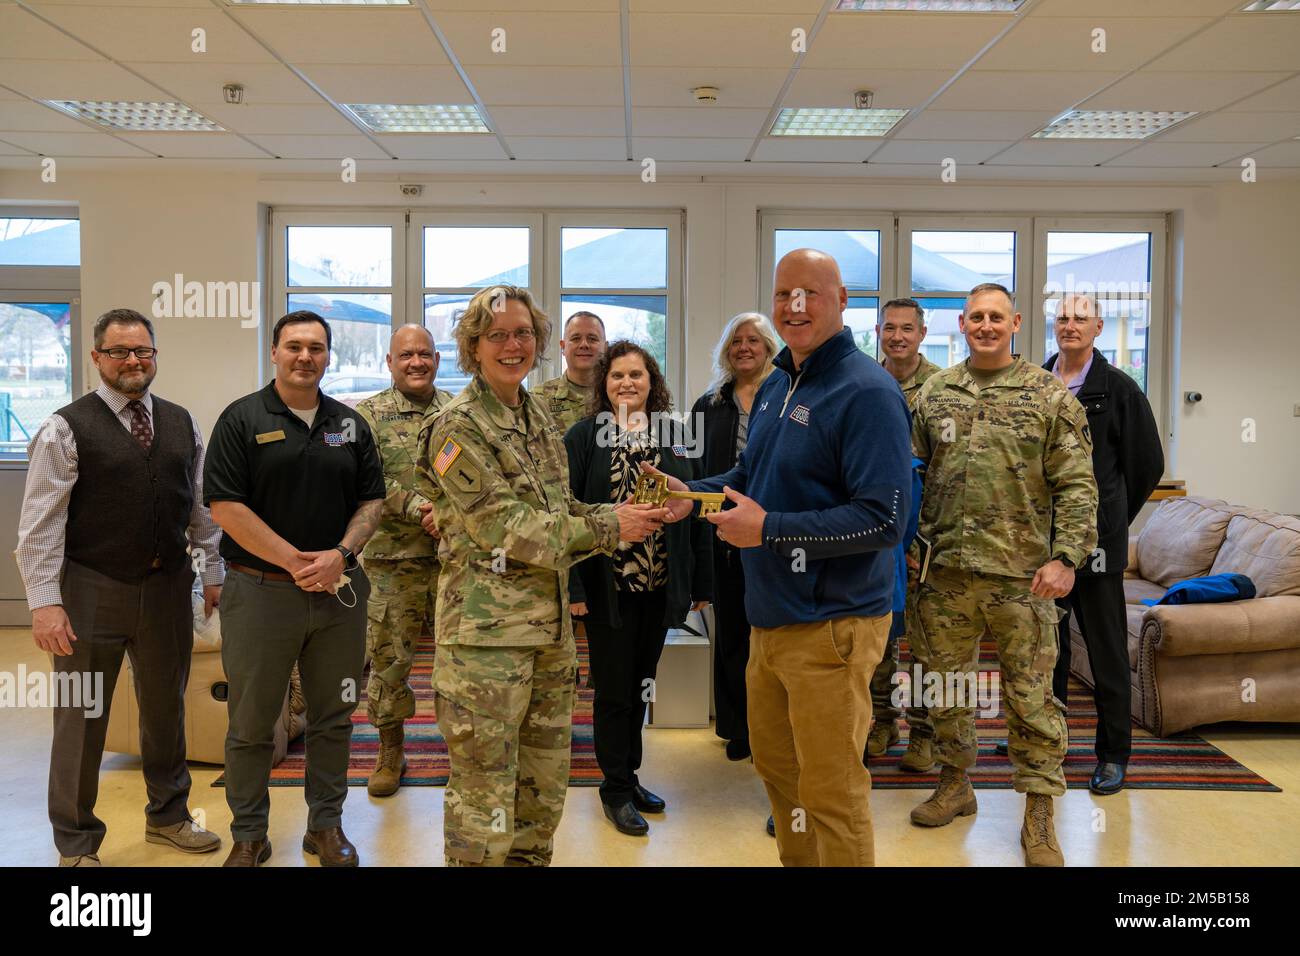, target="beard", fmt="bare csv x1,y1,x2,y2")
103,366,155,396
